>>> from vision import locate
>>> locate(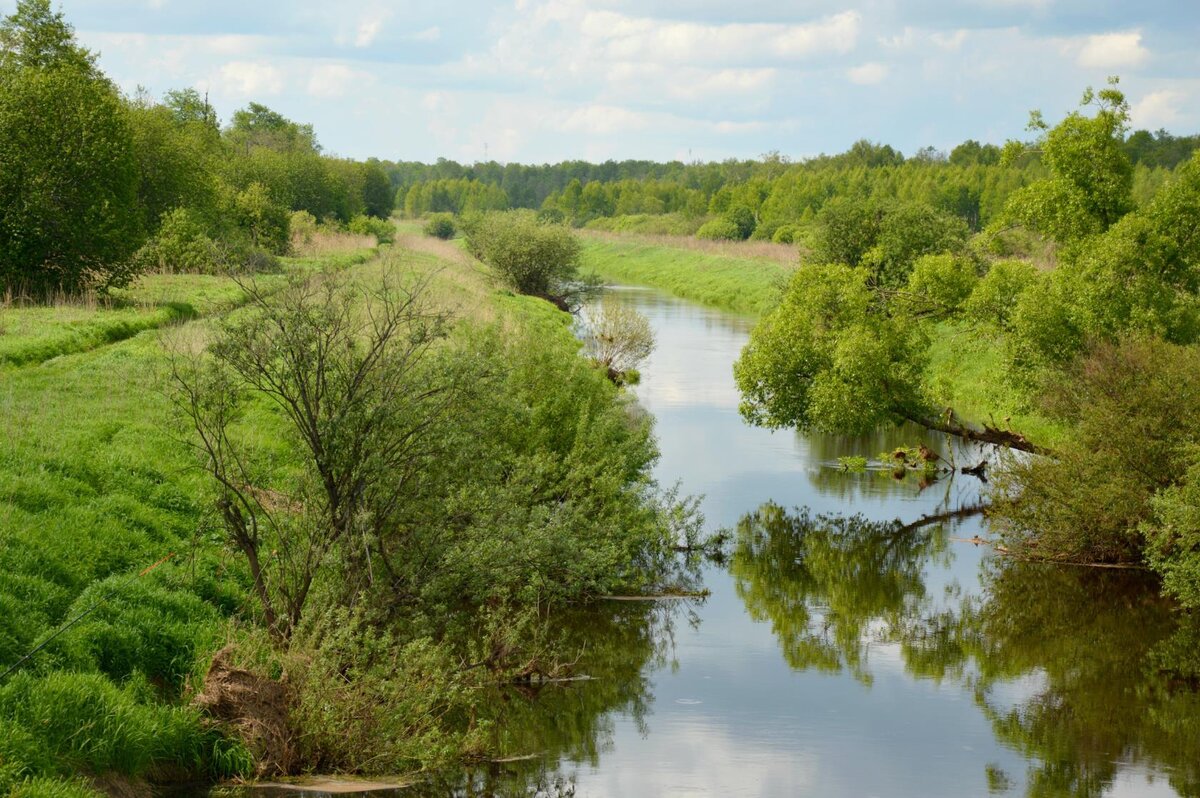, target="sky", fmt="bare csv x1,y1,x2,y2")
11,0,1200,164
